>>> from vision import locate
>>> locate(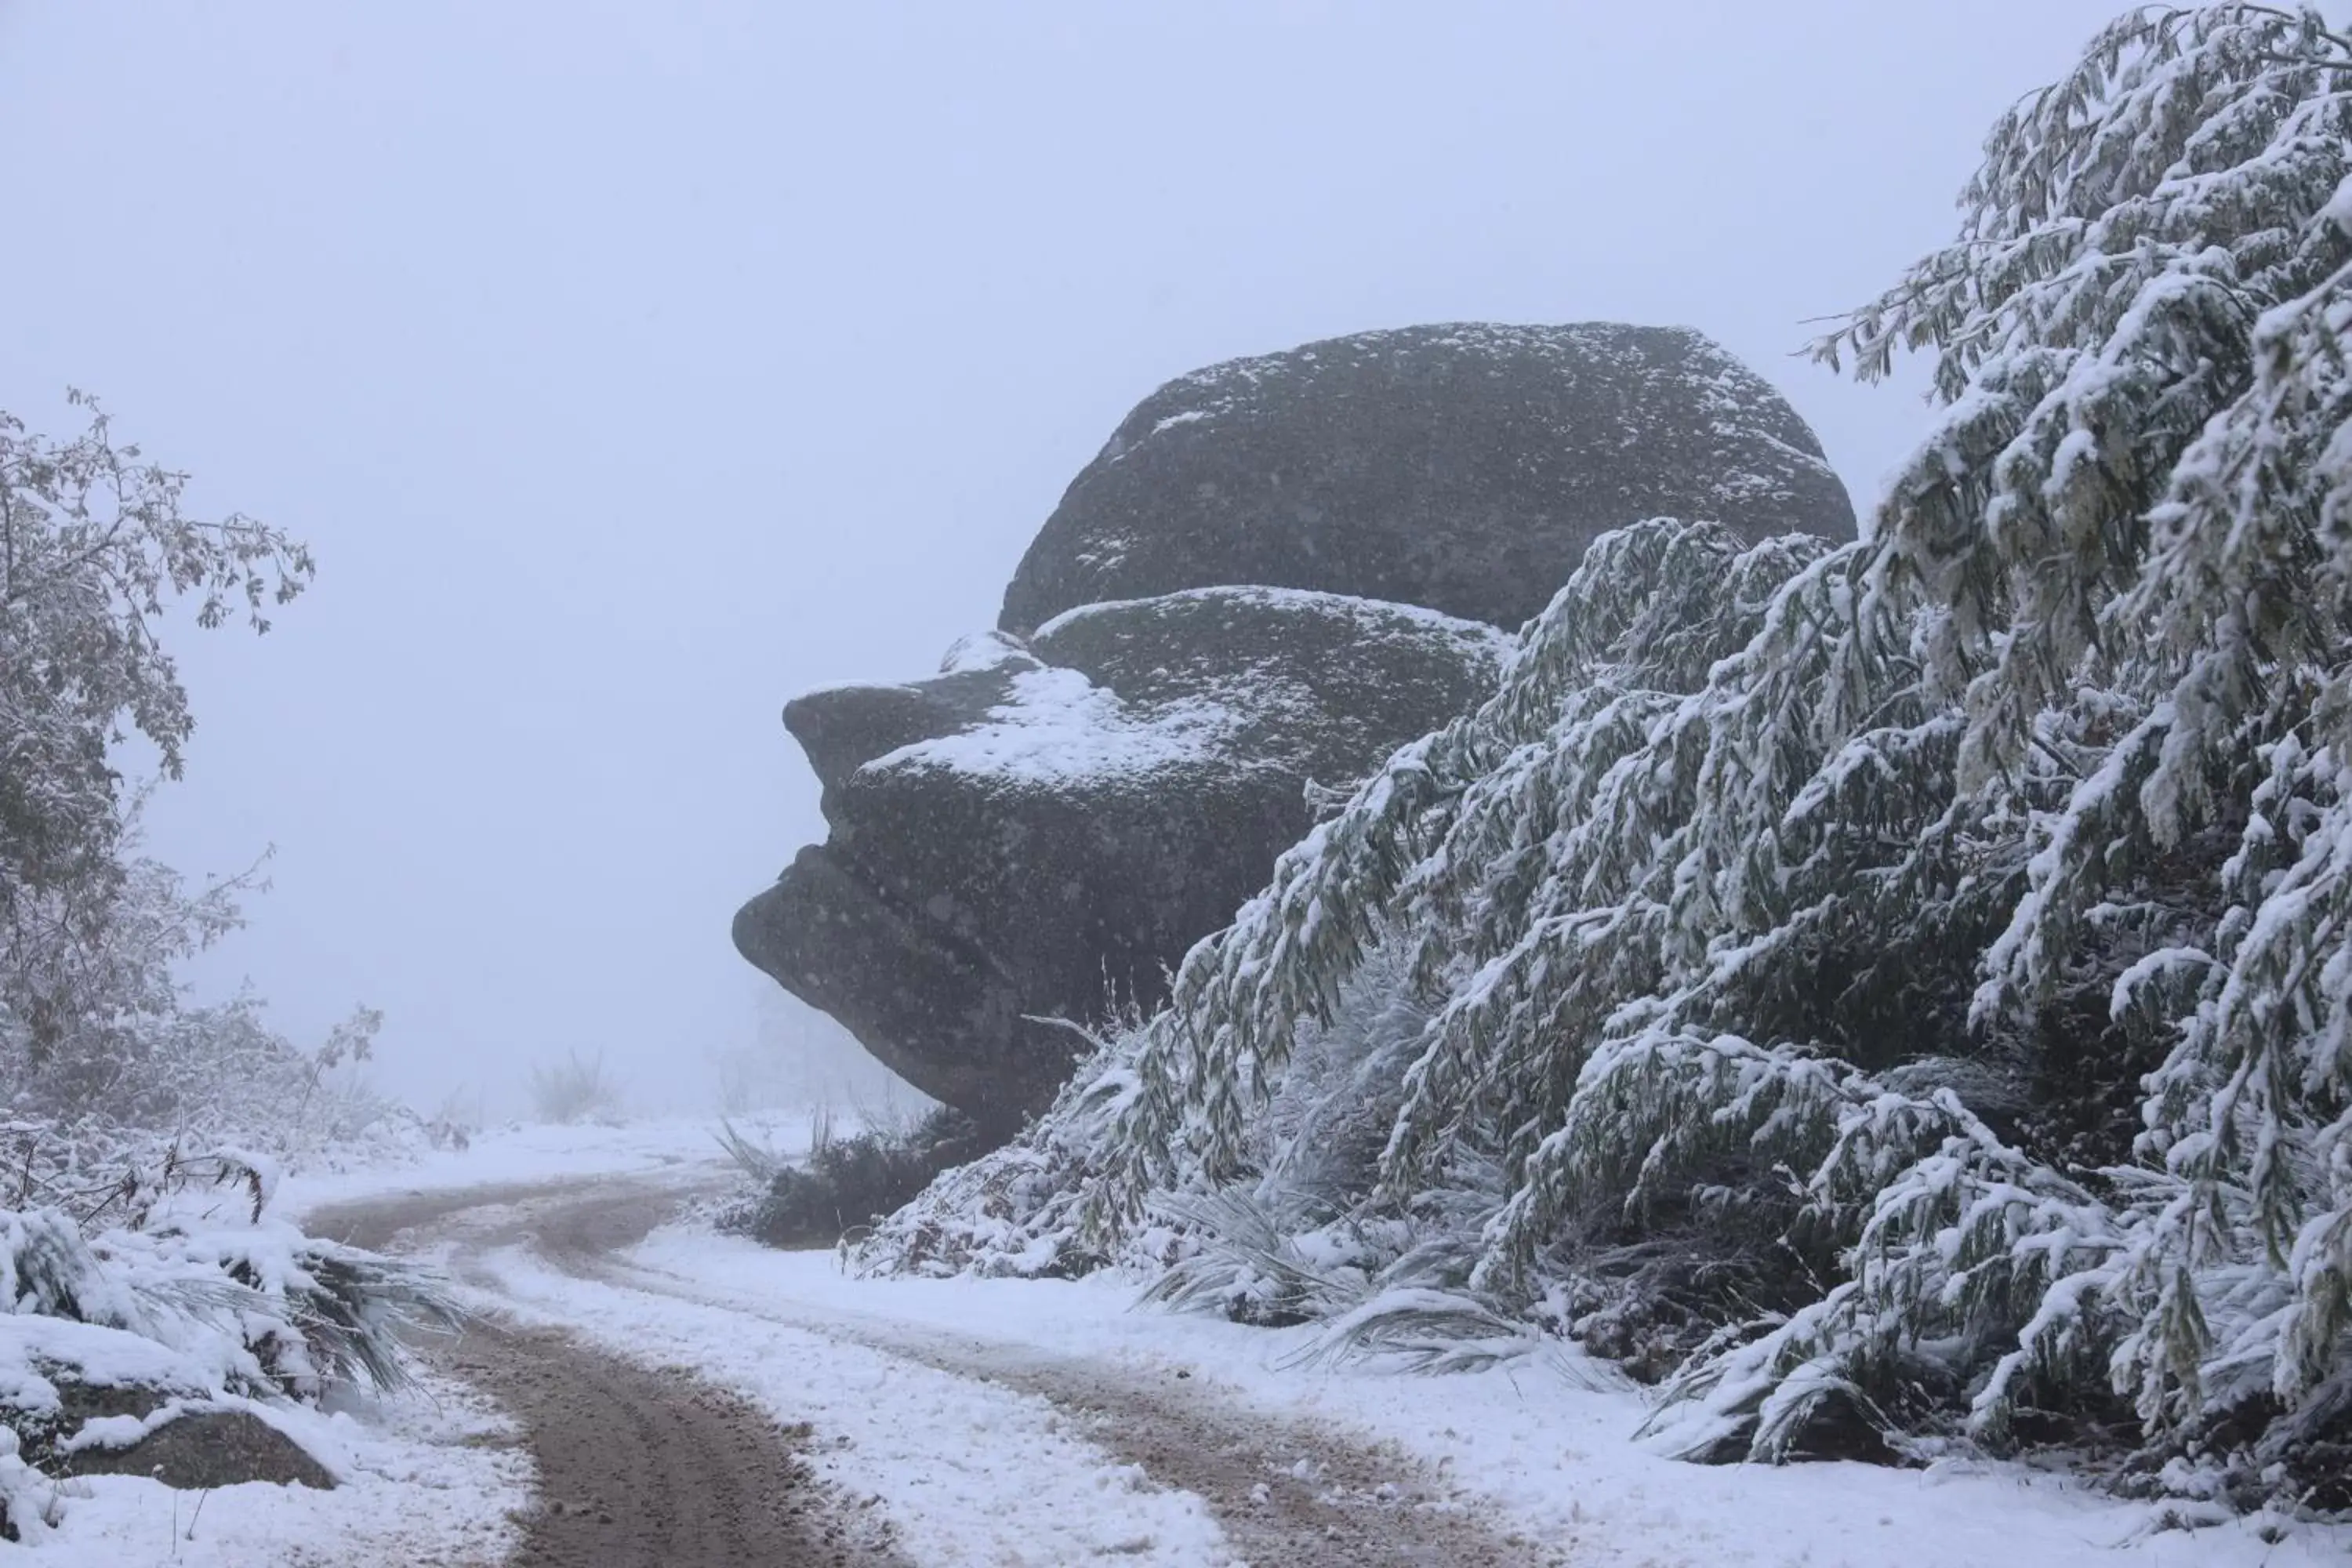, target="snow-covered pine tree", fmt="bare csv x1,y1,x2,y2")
865,1,2352,1510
